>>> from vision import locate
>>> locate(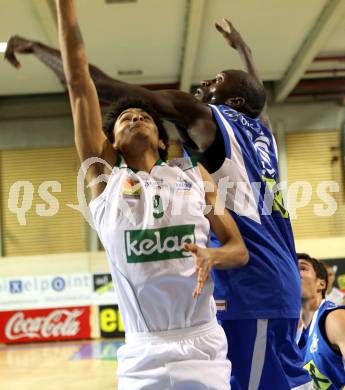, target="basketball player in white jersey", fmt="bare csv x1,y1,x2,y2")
56,1,248,388
322,262,345,306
